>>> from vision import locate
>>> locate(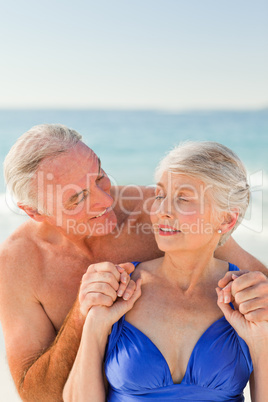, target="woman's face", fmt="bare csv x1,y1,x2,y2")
150,171,221,253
